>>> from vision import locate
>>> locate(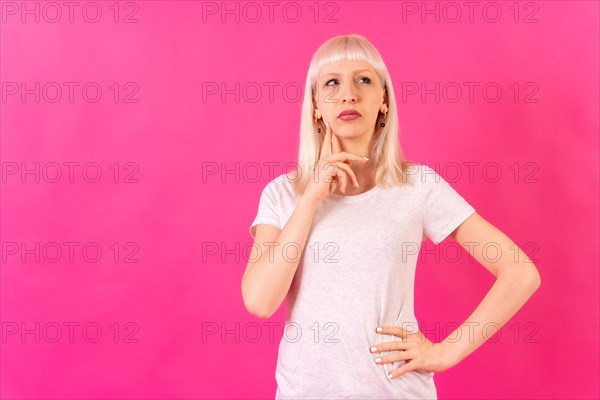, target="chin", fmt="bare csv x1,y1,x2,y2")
335,124,367,135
